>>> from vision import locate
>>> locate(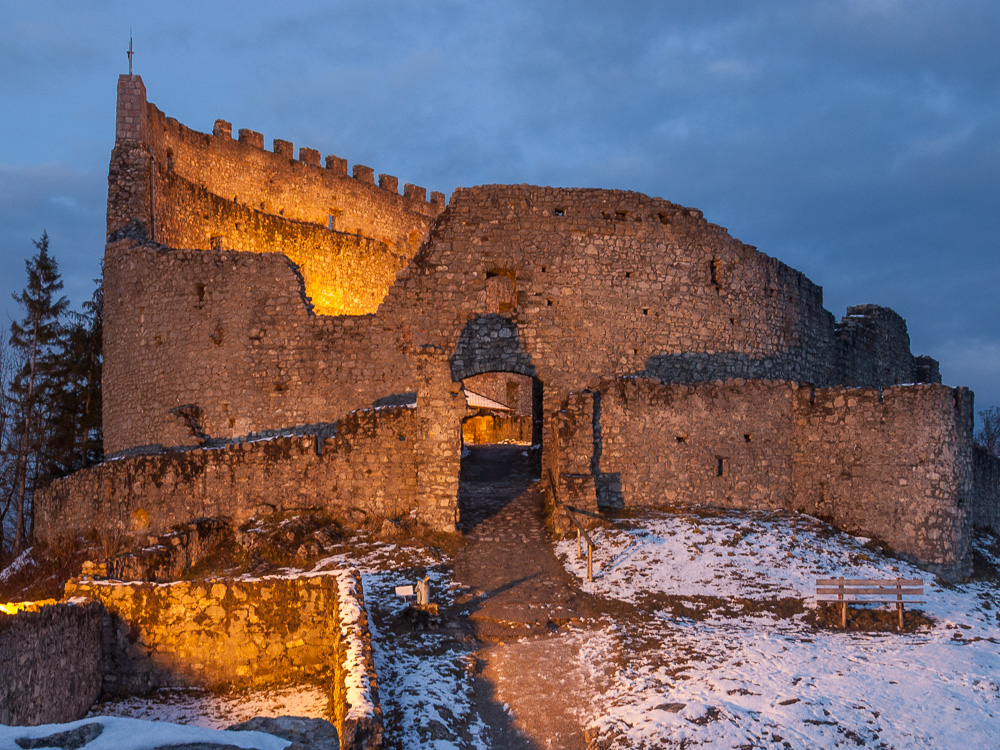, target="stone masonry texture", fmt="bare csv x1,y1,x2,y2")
62,568,381,748
0,601,104,726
